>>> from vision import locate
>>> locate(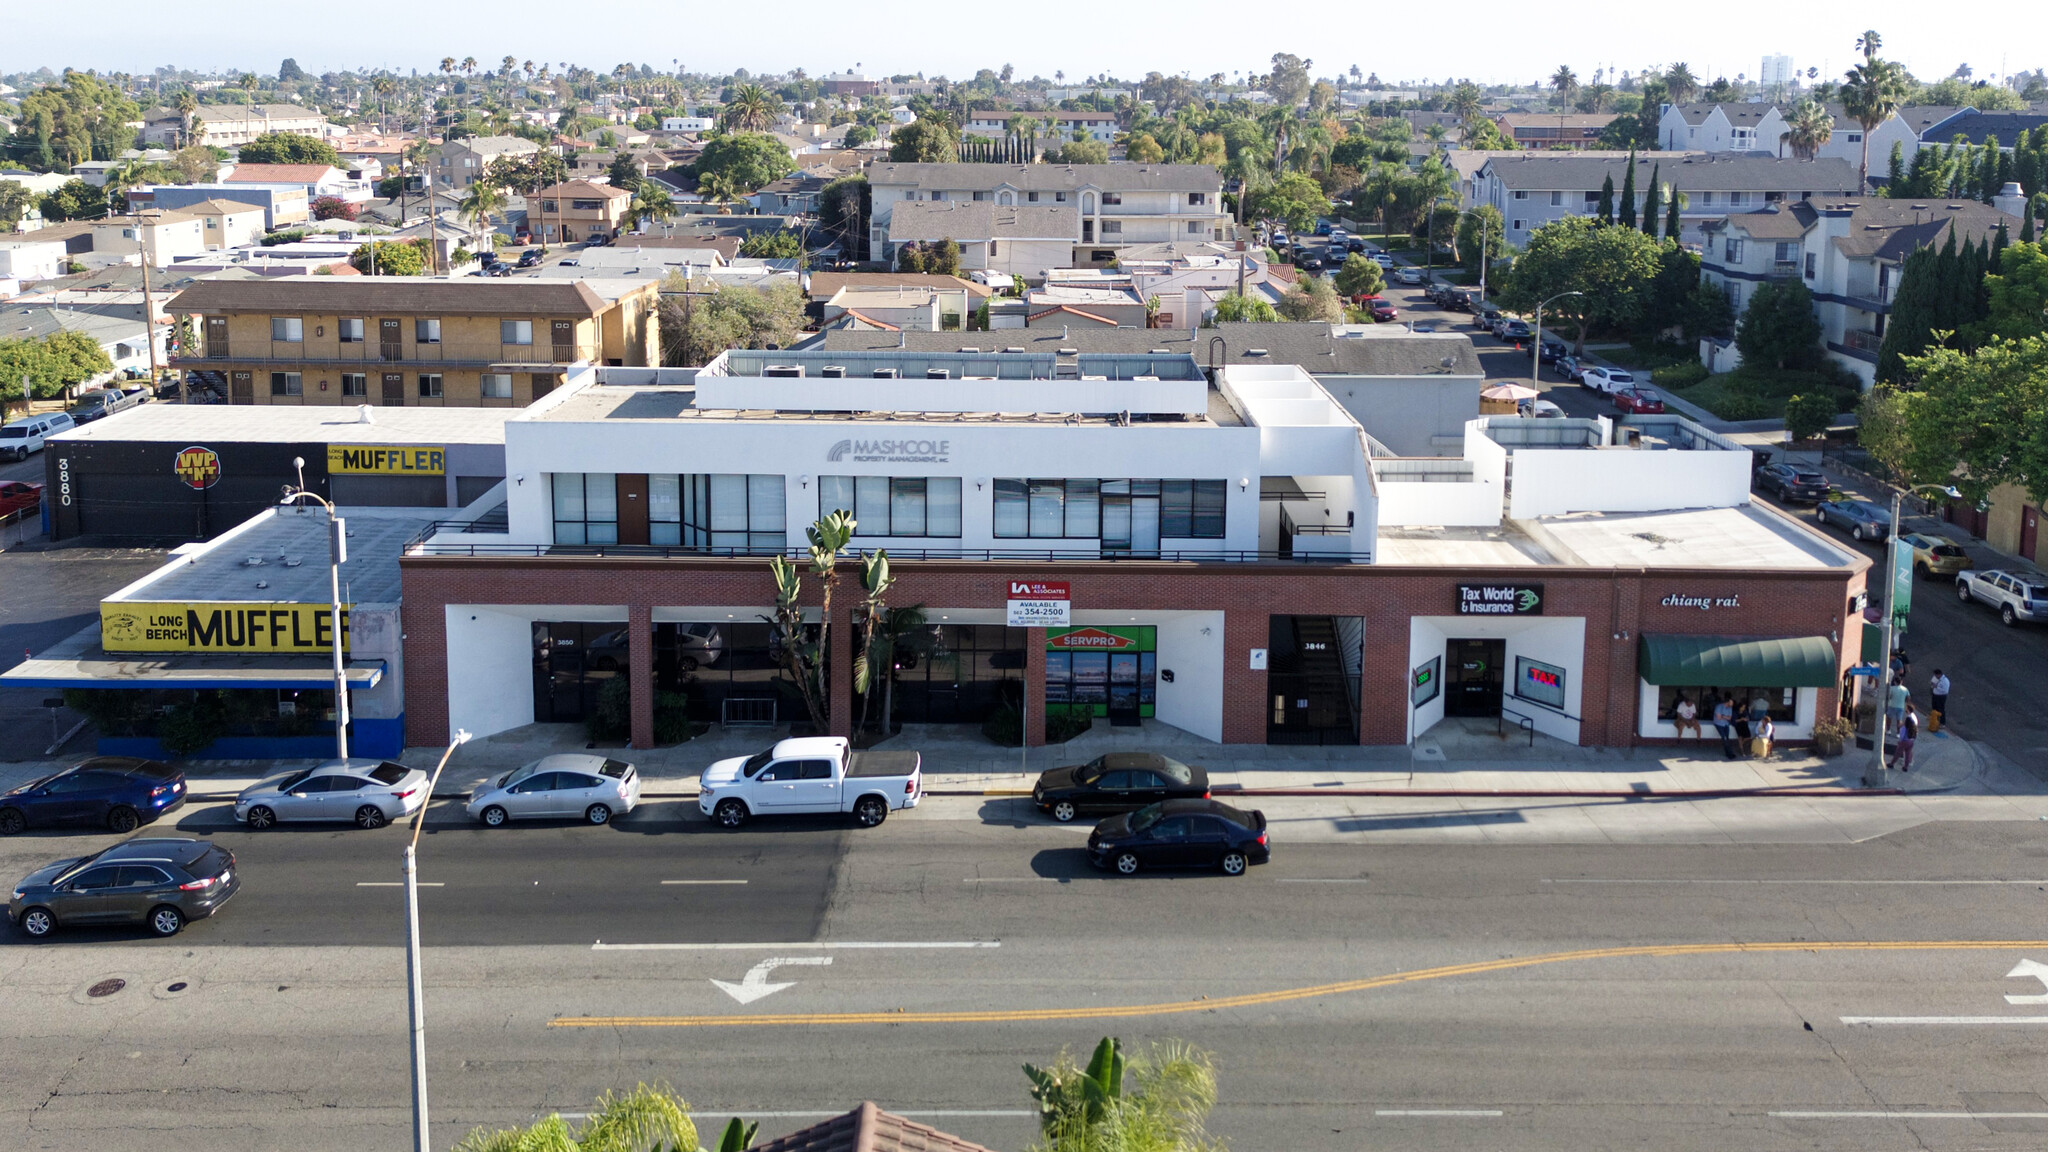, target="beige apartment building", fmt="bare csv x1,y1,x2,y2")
166,279,659,408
